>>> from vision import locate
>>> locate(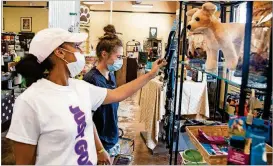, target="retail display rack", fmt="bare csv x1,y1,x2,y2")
169,1,272,165
126,39,141,58
1,32,34,133
144,38,162,62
